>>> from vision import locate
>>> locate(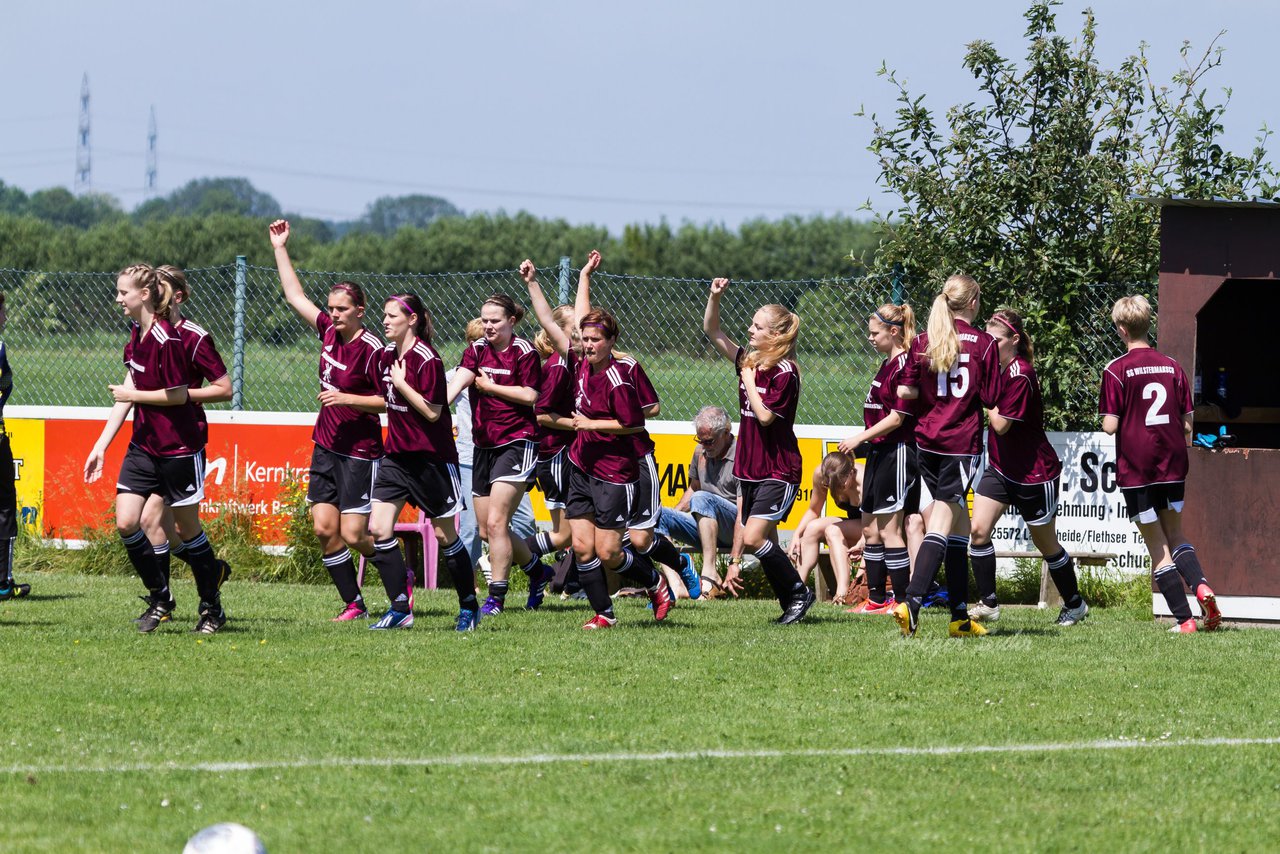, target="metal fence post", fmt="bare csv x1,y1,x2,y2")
557,256,572,306
891,262,906,305
232,256,247,411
